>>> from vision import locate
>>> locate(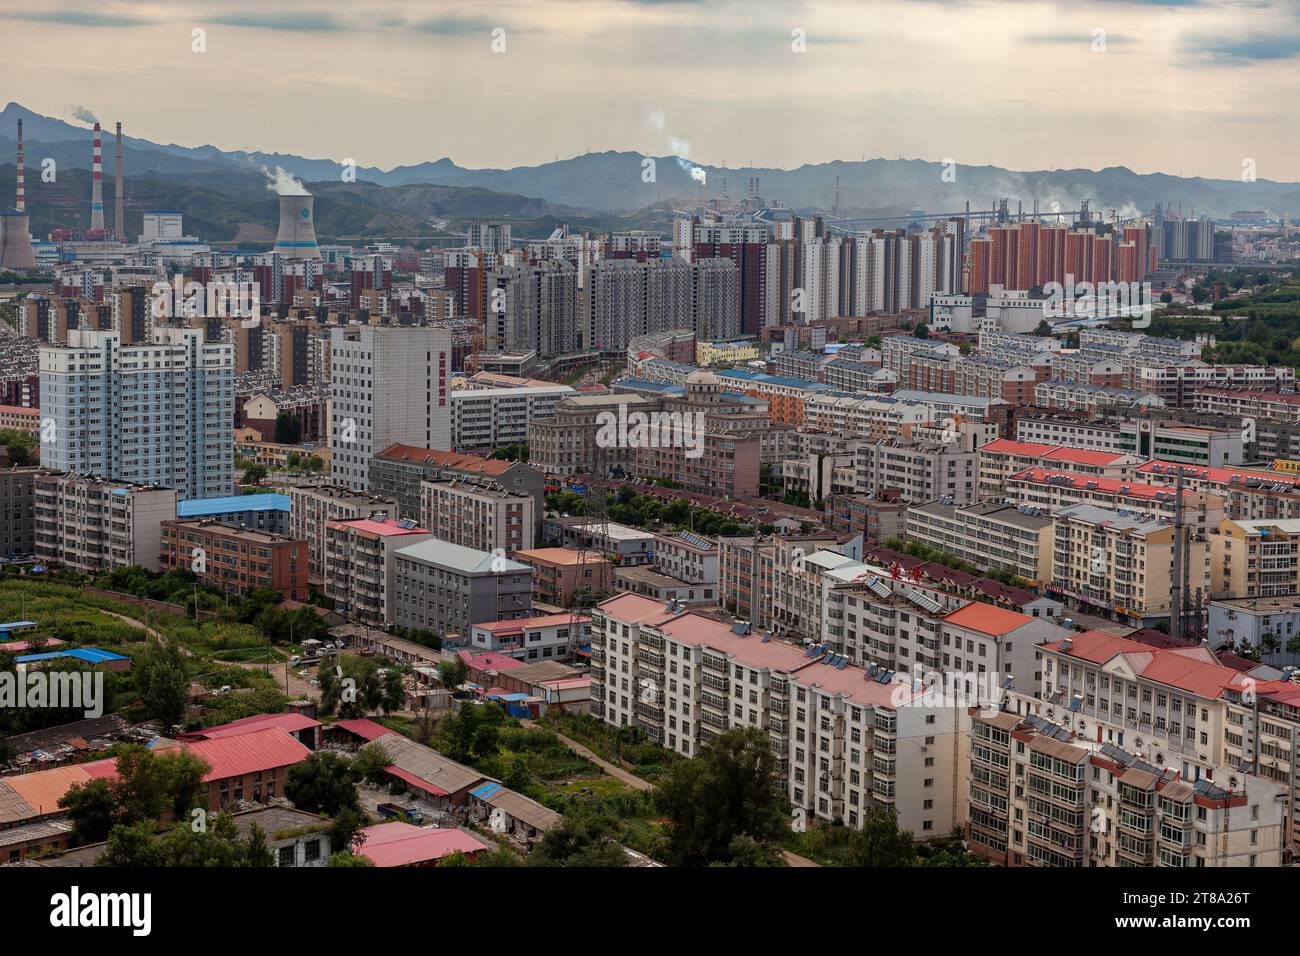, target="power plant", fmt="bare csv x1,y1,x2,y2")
273,192,321,260
88,121,105,237
0,118,36,269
